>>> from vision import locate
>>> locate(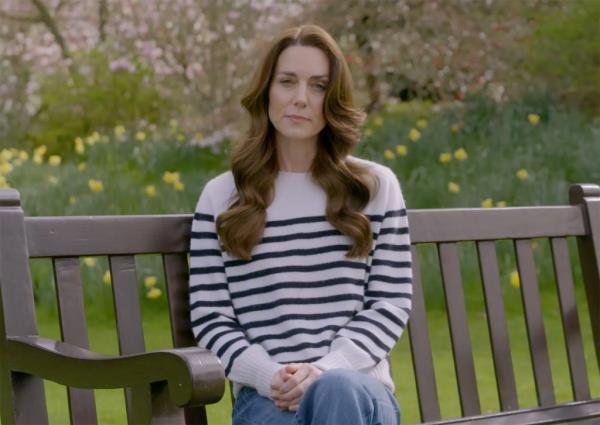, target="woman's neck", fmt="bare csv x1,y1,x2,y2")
276,136,317,172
